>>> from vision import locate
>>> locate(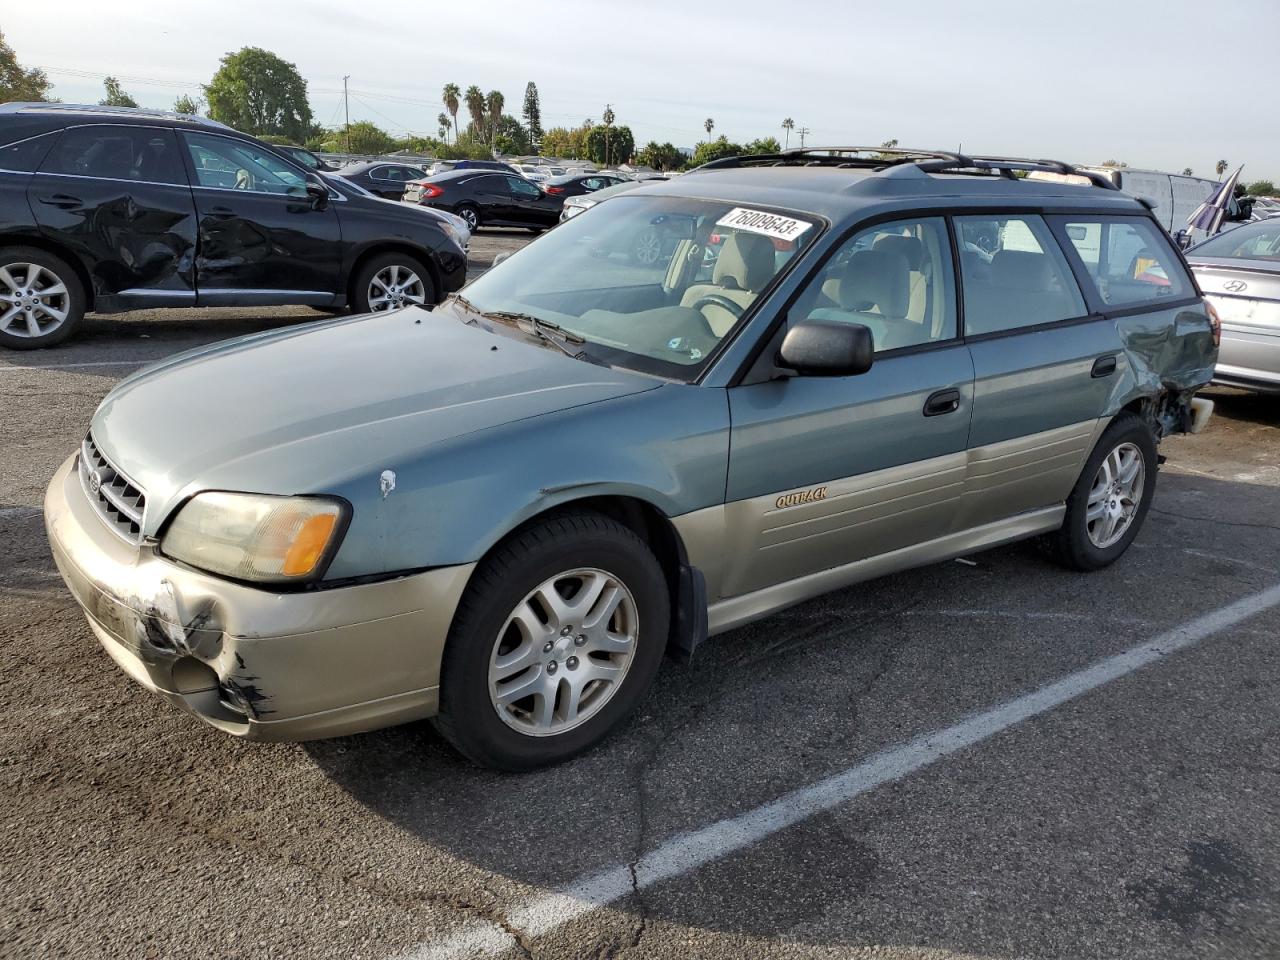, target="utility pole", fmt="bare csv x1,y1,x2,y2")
798,126,811,148
343,76,351,152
